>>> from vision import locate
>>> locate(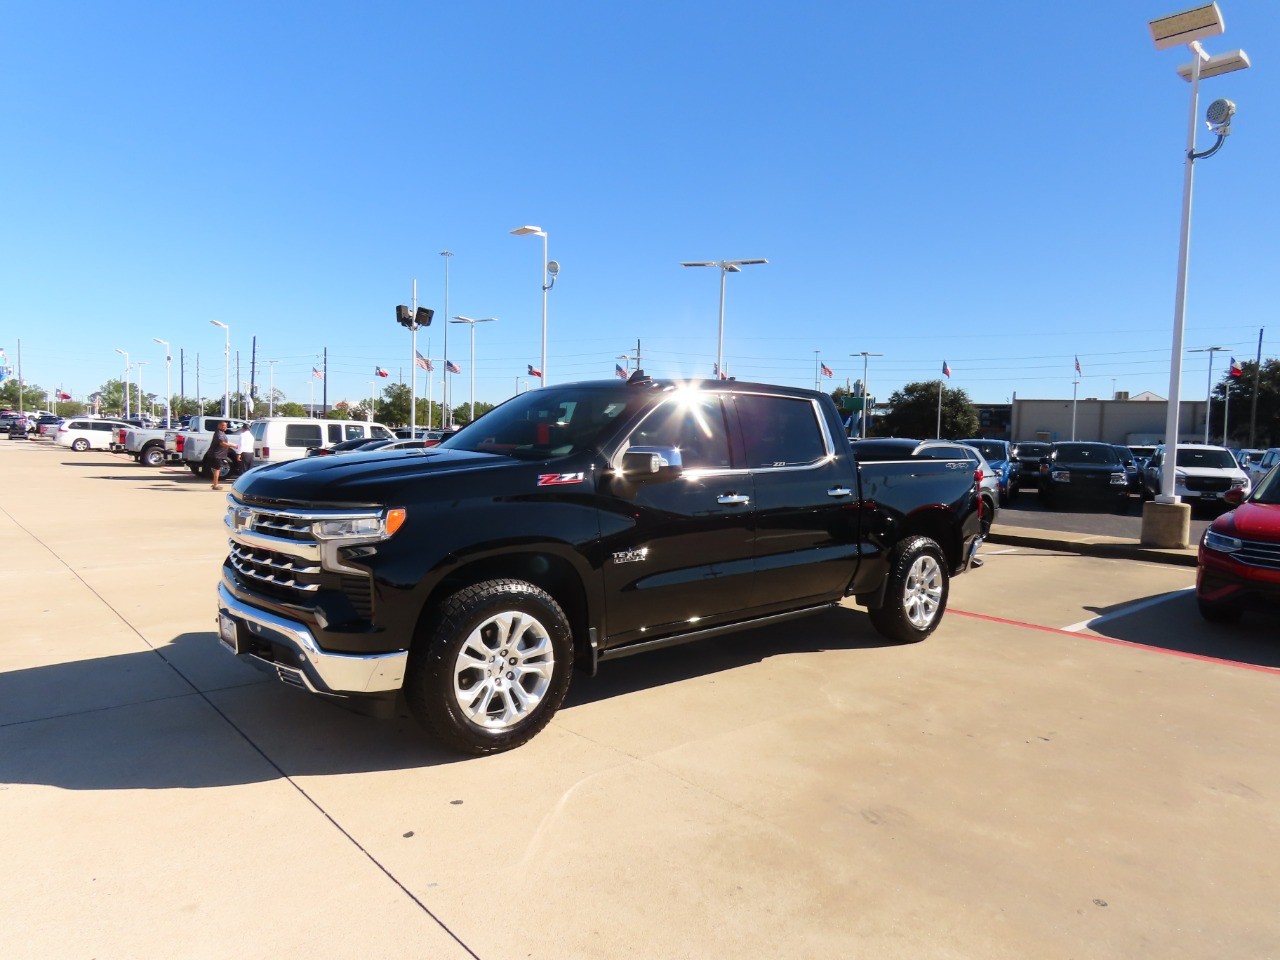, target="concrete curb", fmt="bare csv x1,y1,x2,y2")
985,526,1199,568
